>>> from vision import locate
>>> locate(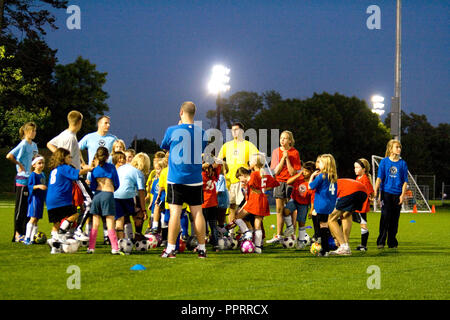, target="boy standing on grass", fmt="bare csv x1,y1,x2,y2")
160,101,208,258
